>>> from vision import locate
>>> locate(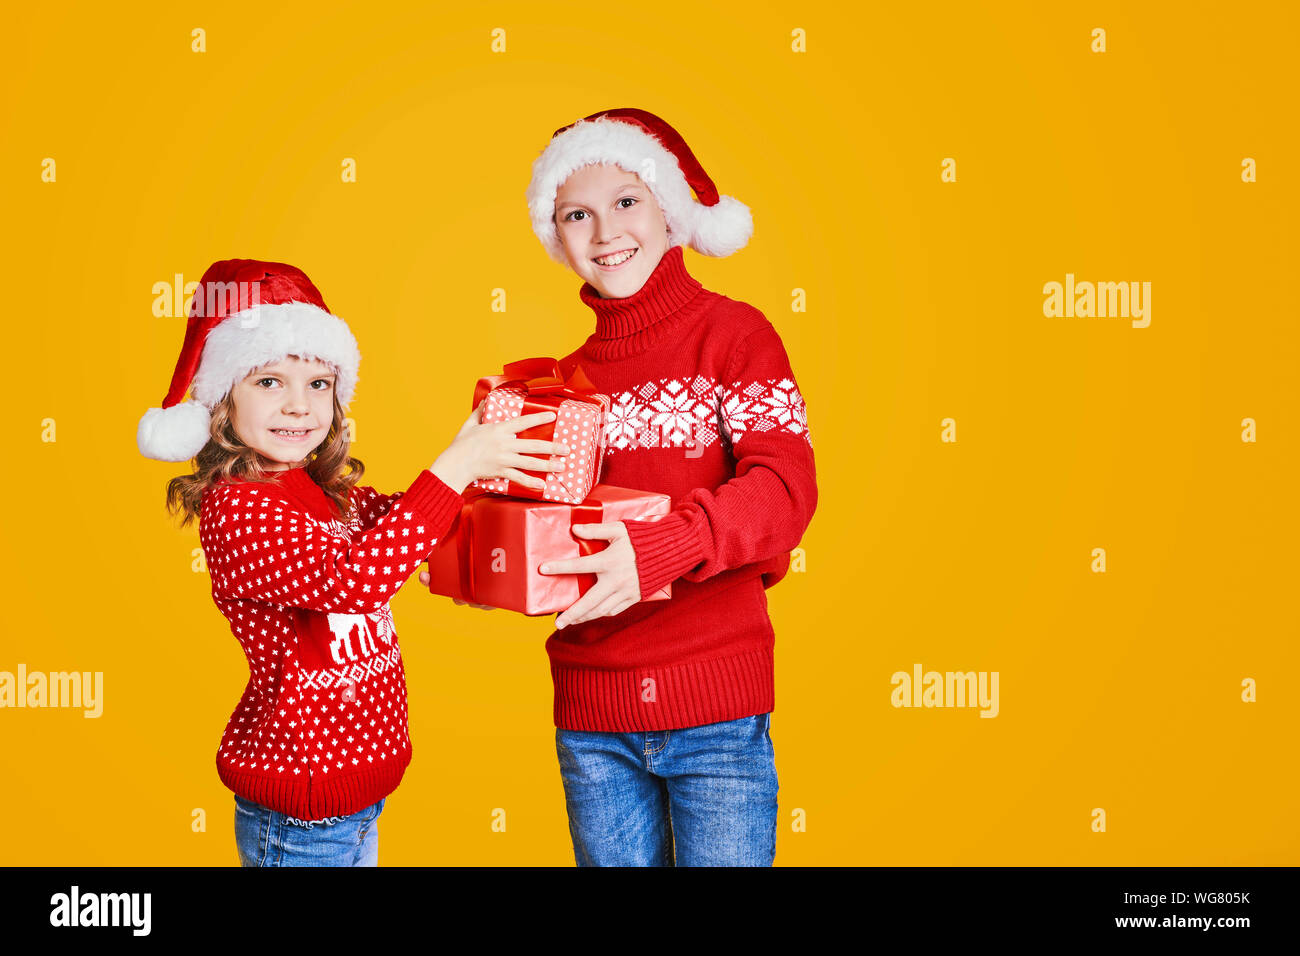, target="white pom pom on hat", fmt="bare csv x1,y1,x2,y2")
137,400,213,463
136,259,361,462
526,107,753,265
